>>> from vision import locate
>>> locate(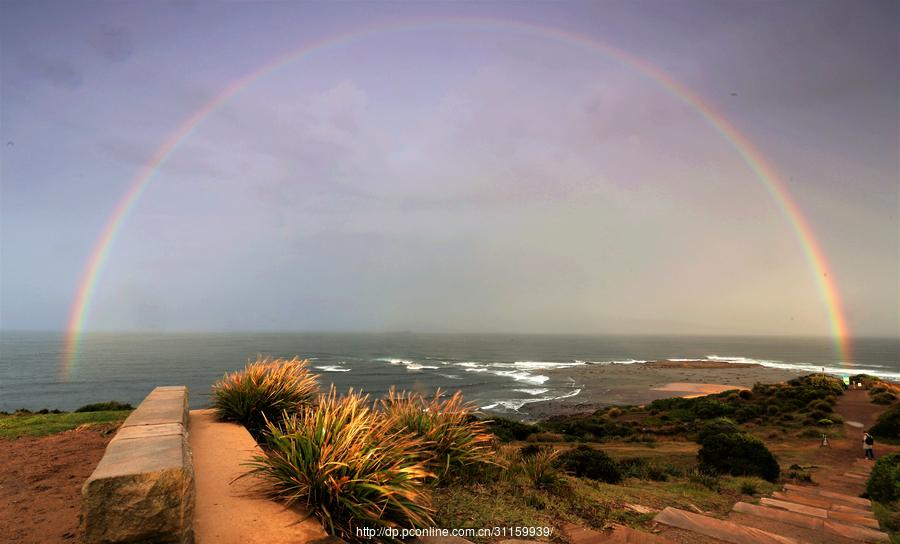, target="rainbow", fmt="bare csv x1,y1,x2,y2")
61,17,852,379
